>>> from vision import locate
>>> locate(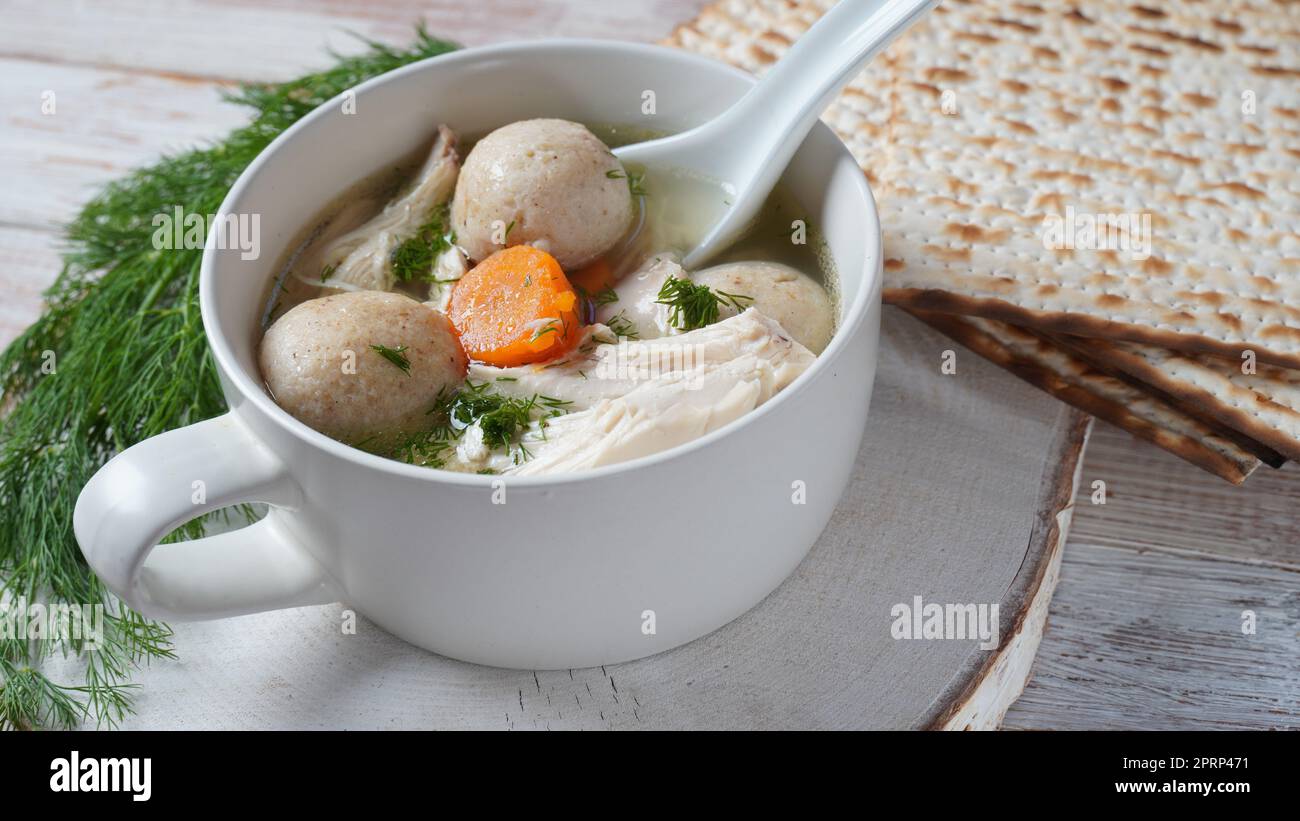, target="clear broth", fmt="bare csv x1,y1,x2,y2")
261,124,838,330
